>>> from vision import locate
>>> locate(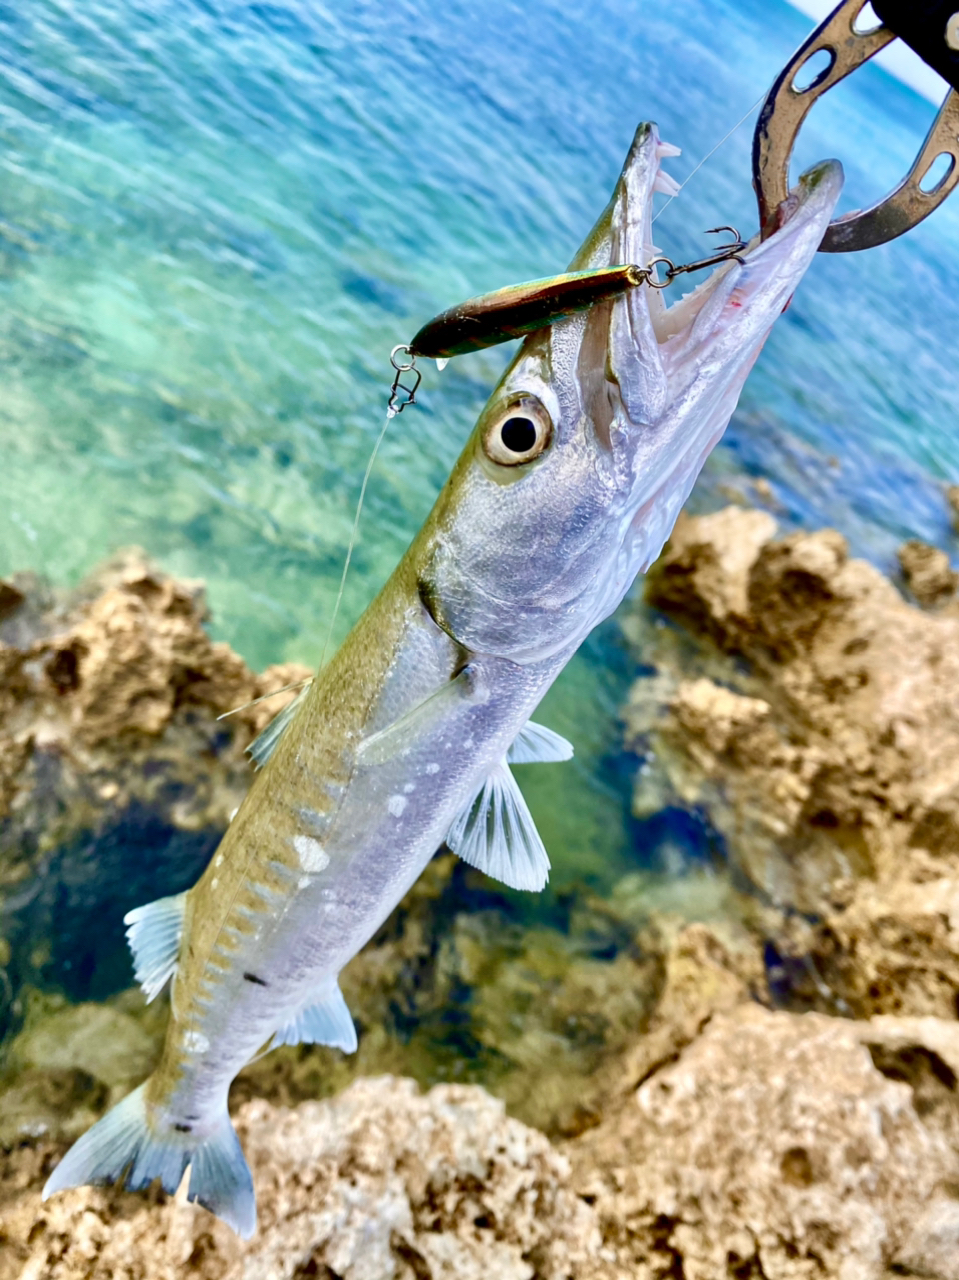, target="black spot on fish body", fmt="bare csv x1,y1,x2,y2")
244,971,268,986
